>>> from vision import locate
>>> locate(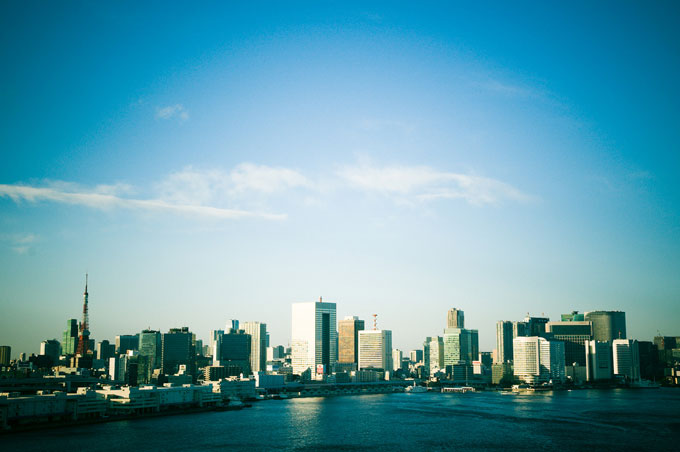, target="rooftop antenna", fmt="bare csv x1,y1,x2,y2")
373,314,378,330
